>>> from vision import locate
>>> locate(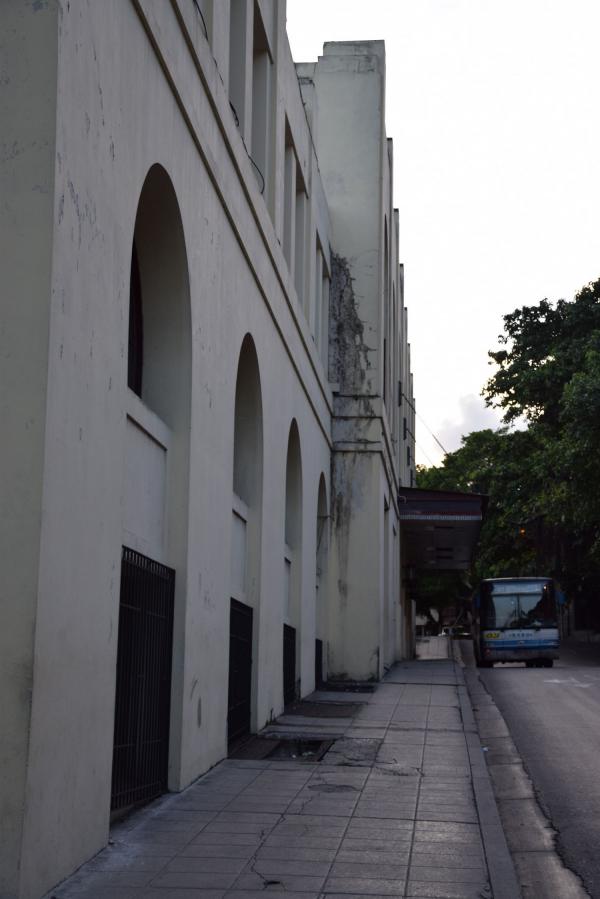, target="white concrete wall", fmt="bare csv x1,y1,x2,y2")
0,4,59,897
4,2,332,896
0,6,415,896
310,41,406,681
